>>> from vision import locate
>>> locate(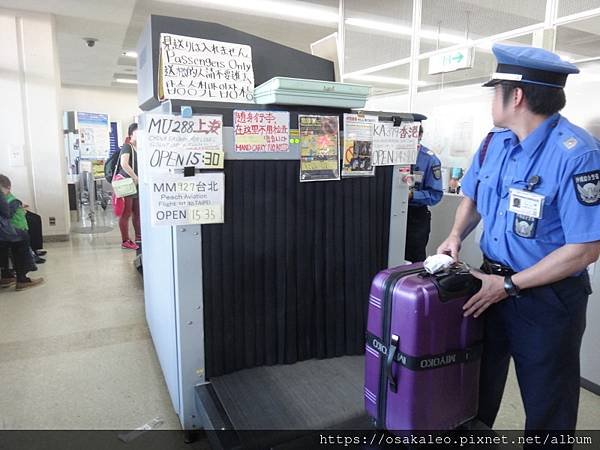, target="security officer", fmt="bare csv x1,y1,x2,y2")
405,125,443,262
437,44,600,438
